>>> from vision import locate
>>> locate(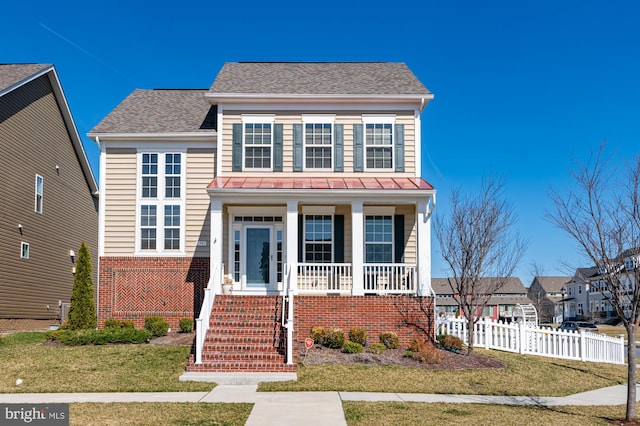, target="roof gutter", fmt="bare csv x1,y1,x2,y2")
419,94,435,113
